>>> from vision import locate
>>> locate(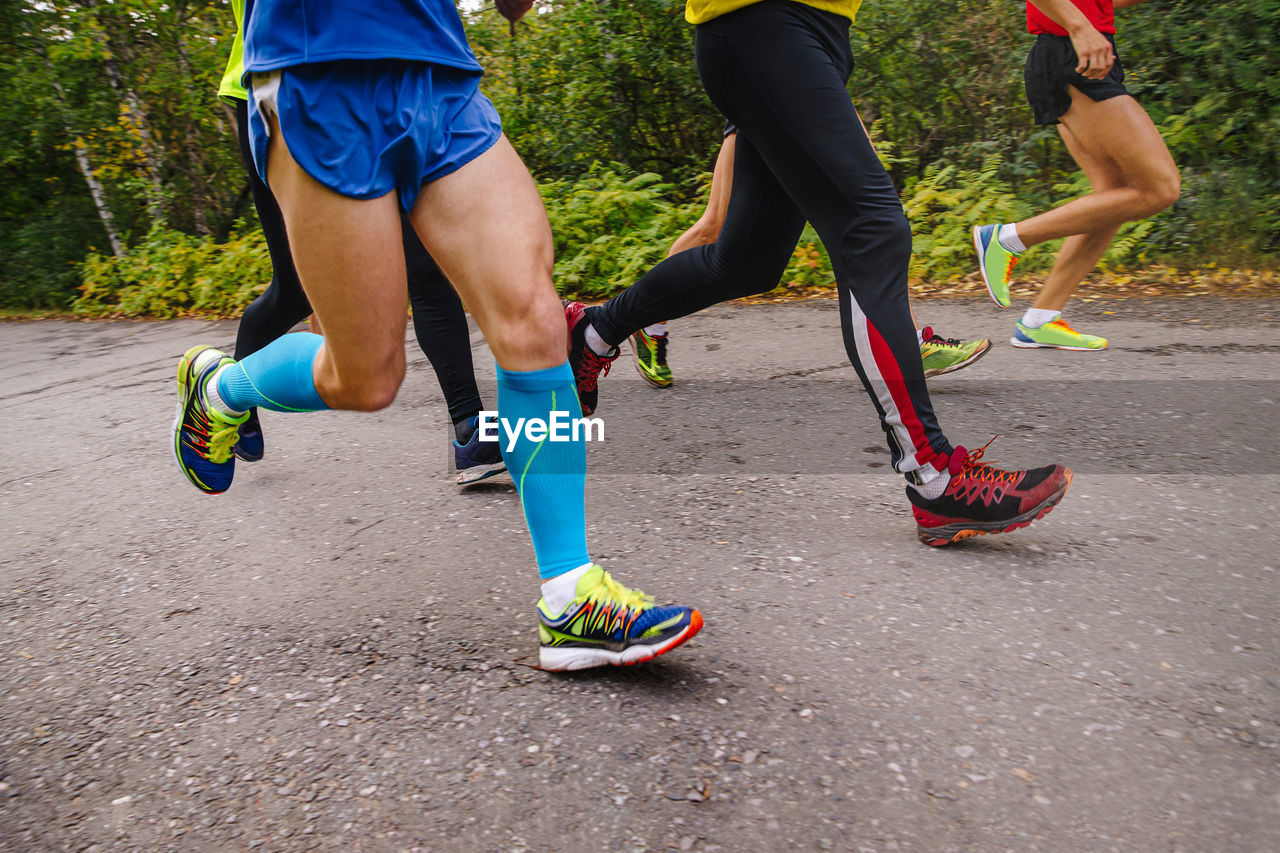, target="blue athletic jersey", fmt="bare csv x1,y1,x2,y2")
243,0,482,74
